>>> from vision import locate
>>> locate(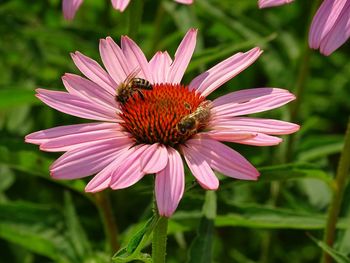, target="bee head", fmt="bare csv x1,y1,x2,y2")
177,118,196,134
